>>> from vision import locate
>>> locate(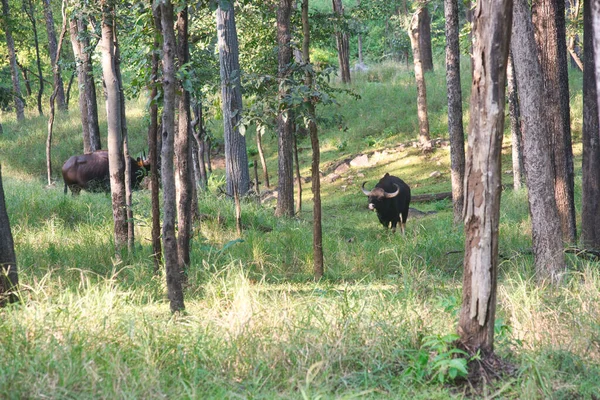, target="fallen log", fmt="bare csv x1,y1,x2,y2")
412,192,452,202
